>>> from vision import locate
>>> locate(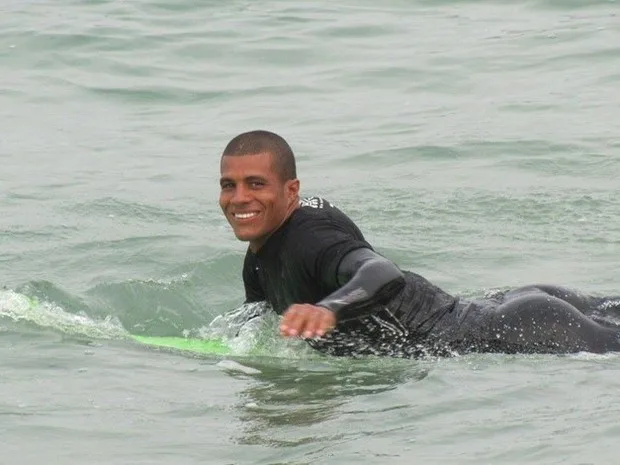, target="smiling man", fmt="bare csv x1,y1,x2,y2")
219,129,620,357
